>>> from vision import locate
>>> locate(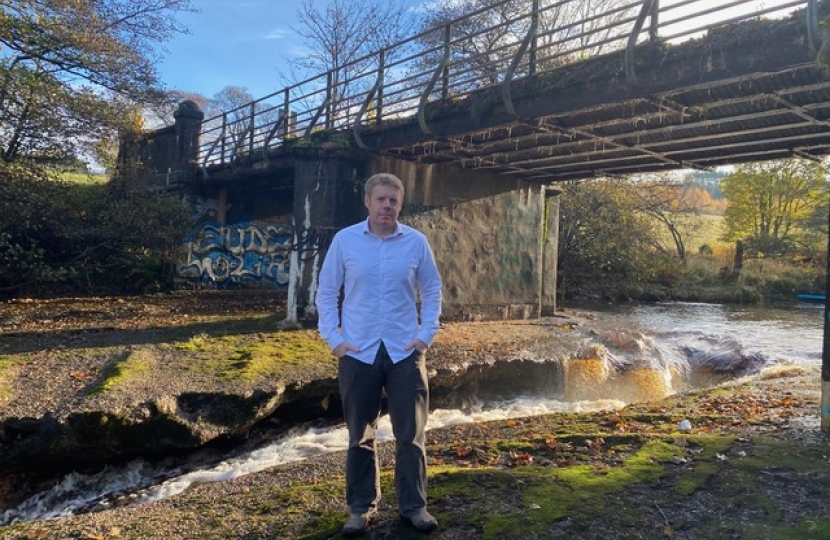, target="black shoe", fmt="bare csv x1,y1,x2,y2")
342,509,376,537
404,509,438,533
